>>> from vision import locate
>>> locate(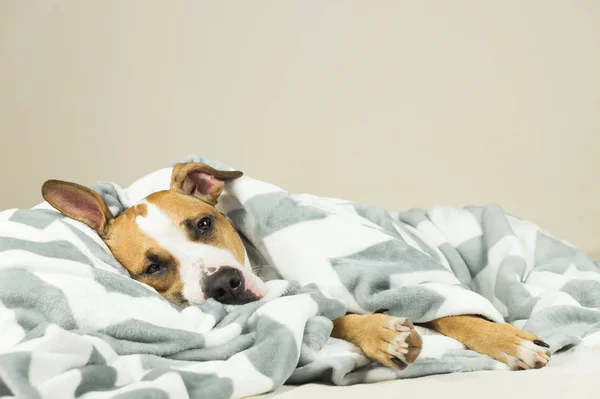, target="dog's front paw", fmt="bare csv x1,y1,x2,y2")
355,314,422,370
